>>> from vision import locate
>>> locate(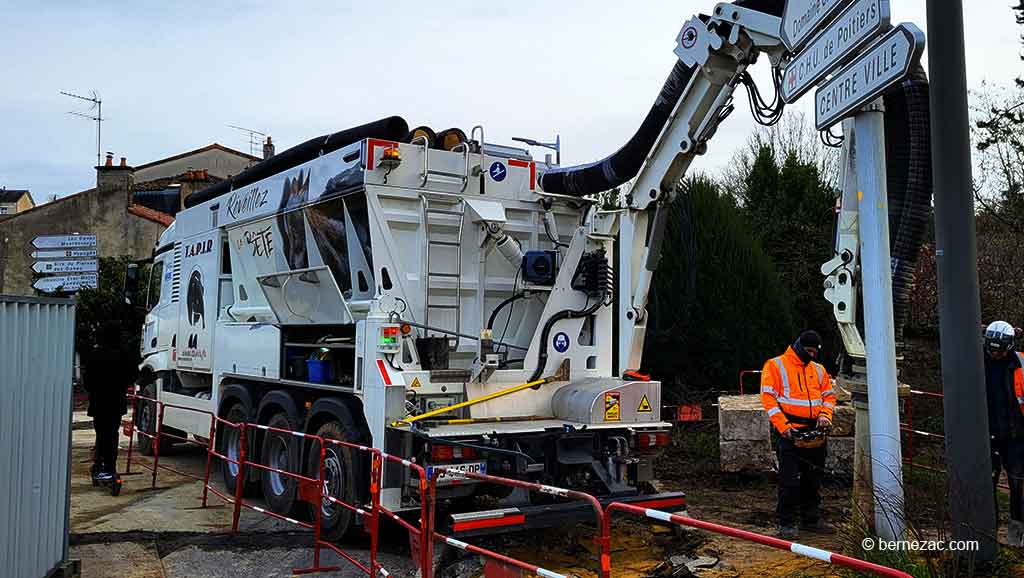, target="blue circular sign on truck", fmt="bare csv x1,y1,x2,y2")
553,332,570,353
489,161,507,182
